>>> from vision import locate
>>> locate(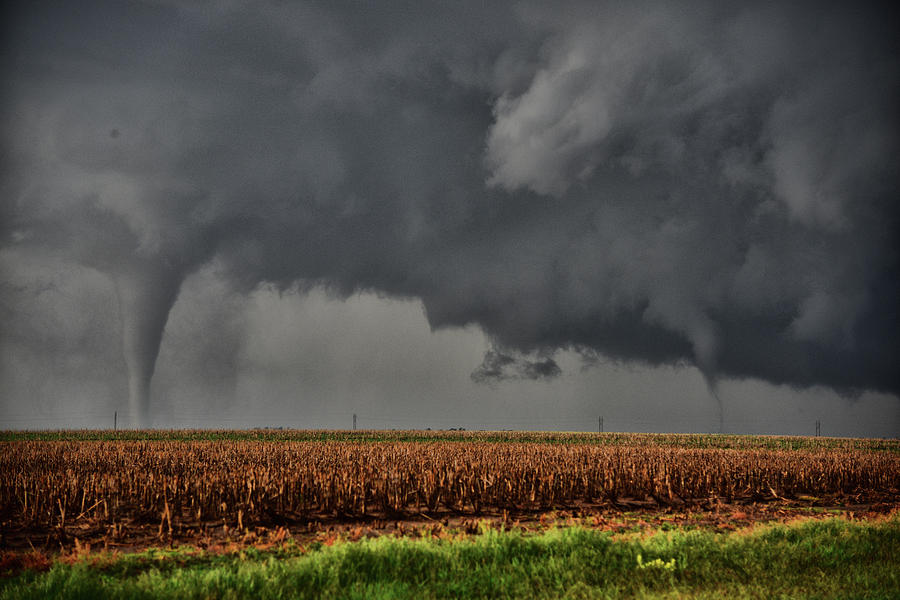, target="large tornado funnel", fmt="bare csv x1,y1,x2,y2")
114,260,184,428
